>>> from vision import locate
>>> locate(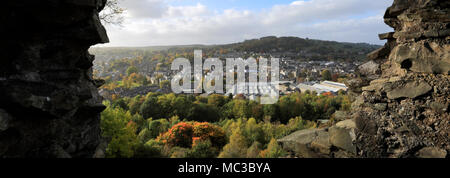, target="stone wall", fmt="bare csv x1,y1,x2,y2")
0,0,109,157
349,0,449,158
